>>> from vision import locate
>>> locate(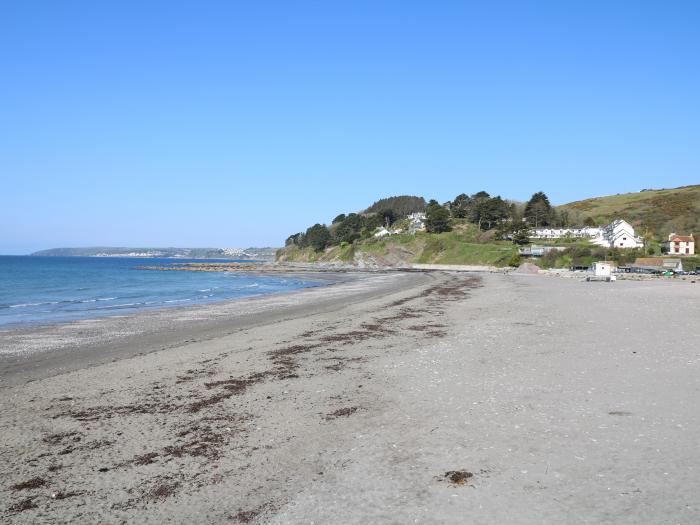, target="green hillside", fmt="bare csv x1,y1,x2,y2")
559,185,700,238
277,222,516,267
278,184,699,267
